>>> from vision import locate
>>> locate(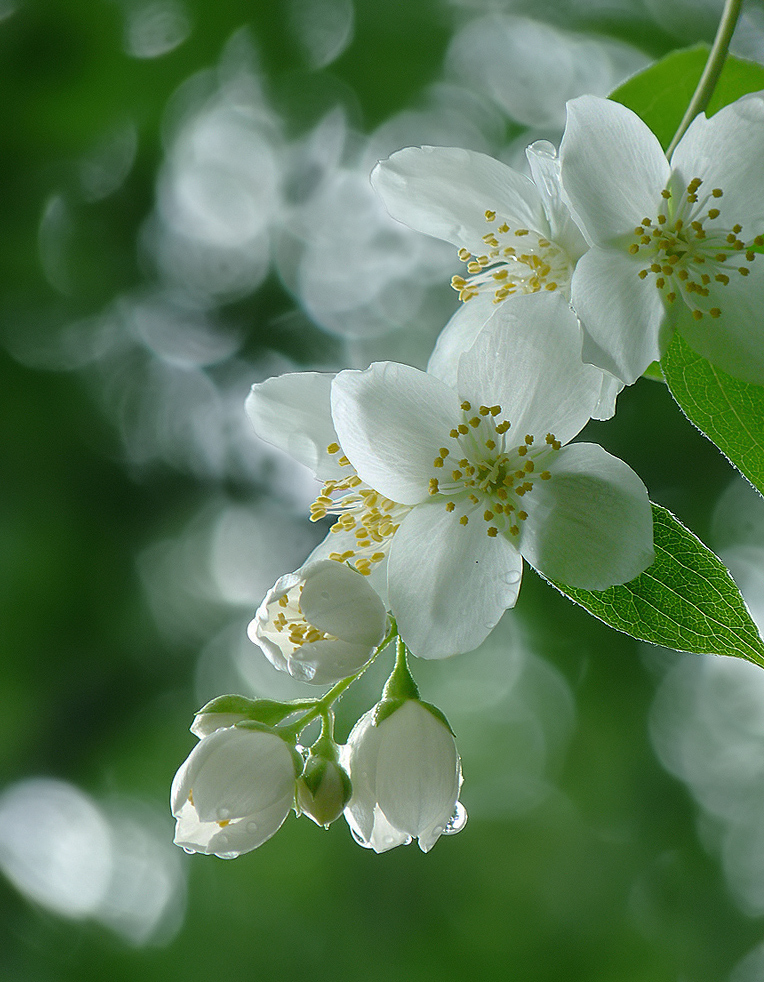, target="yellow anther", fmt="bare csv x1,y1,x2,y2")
634,227,644,236
469,417,480,428
495,421,510,434
710,308,721,318
452,470,463,480
517,445,527,456
458,424,469,435
450,428,459,438
461,401,471,411
708,208,720,220
524,461,534,473
666,292,676,303
445,501,455,512
485,438,496,450
439,447,449,458
338,455,351,466
540,471,551,480
712,188,723,197
327,442,340,454
628,244,639,255
692,309,703,320
740,267,750,276
433,458,444,468
459,516,469,526
638,269,648,280
484,510,494,521
661,189,671,199
509,524,519,536
517,510,528,521
485,210,496,221
487,527,498,537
